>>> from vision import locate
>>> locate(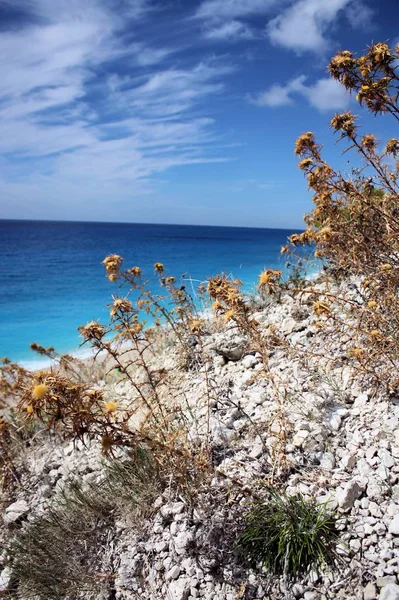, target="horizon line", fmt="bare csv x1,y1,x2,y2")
0,217,304,232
